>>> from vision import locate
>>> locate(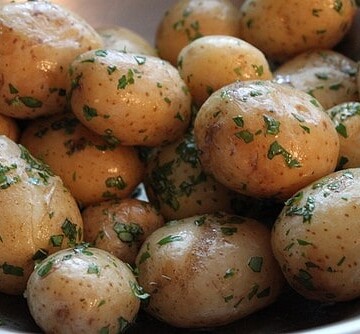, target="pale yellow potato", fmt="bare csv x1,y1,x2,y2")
82,198,164,264
0,136,83,295
326,102,360,169
194,80,340,200
272,168,360,302
274,50,359,110
136,212,284,328
178,35,273,107
20,113,145,207
156,0,242,65
69,49,191,147
97,26,158,56
239,0,357,63
26,246,141,334
0,114,19,142
144,132,237,220
0,1,103,119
